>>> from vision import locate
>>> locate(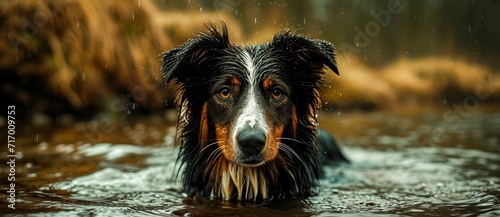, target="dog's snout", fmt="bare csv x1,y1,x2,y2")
237,129,266,156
